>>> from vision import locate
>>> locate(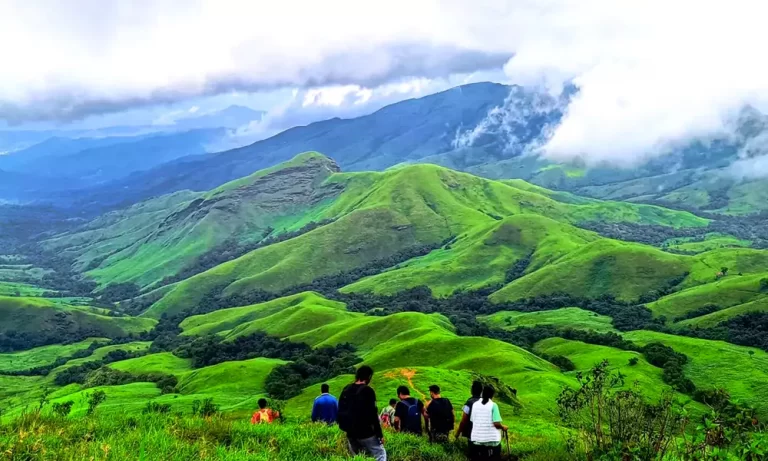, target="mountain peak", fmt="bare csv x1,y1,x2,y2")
207,151,340,197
